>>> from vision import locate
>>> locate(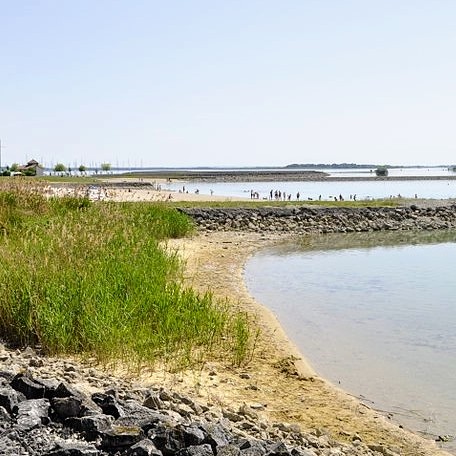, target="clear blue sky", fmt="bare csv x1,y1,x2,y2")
2,1,456,168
